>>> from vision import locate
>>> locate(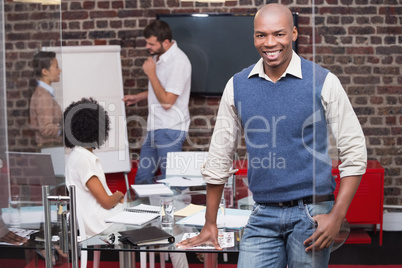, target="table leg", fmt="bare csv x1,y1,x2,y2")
131,252,136,268
204,253,218,268
119,251,132,268
149,251,155,268
140,252,147,268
